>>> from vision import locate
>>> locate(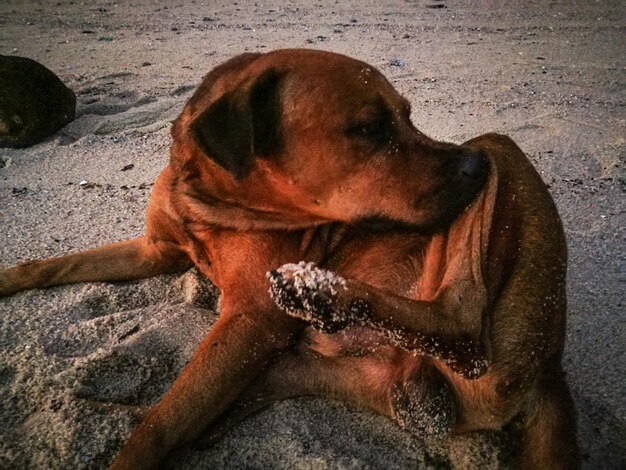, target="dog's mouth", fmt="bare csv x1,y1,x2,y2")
354,215,420,233
354,164,489,235
354,212,461,235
